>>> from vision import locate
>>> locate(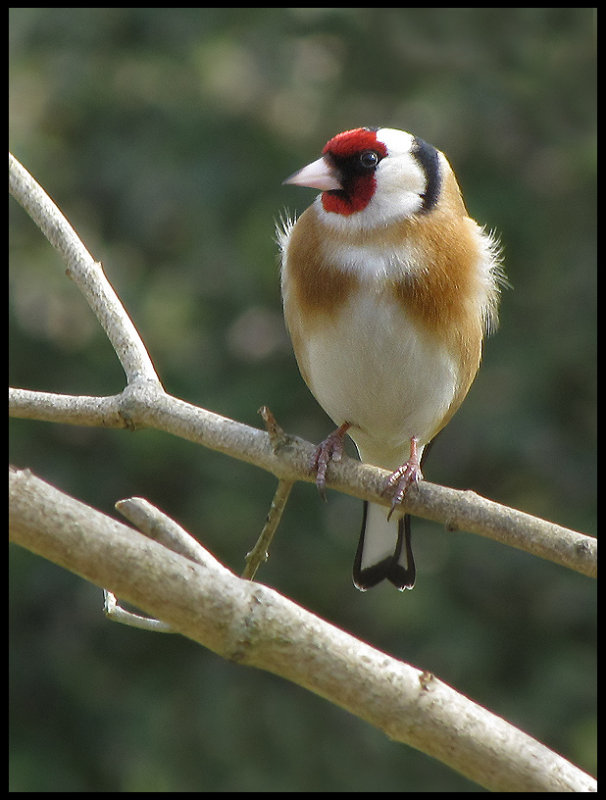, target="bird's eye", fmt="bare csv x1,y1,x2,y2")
359,150,380,170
